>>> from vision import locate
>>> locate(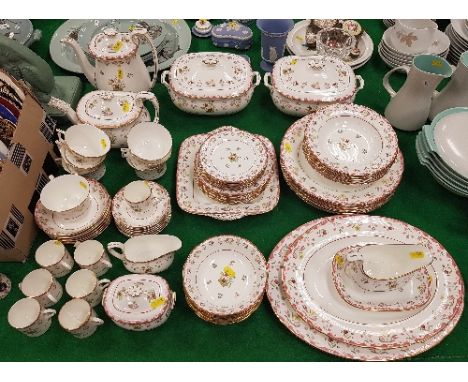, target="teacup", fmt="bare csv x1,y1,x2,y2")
122,149,167,180
58,298,104,338
126,122,172,166
65,269,110,307
391,19,438,55
57,124,110,168
19,269,63,307
8,298,56,337
123,180,153,212
40,174,91,219
35,240,74,278
74,240,112,277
